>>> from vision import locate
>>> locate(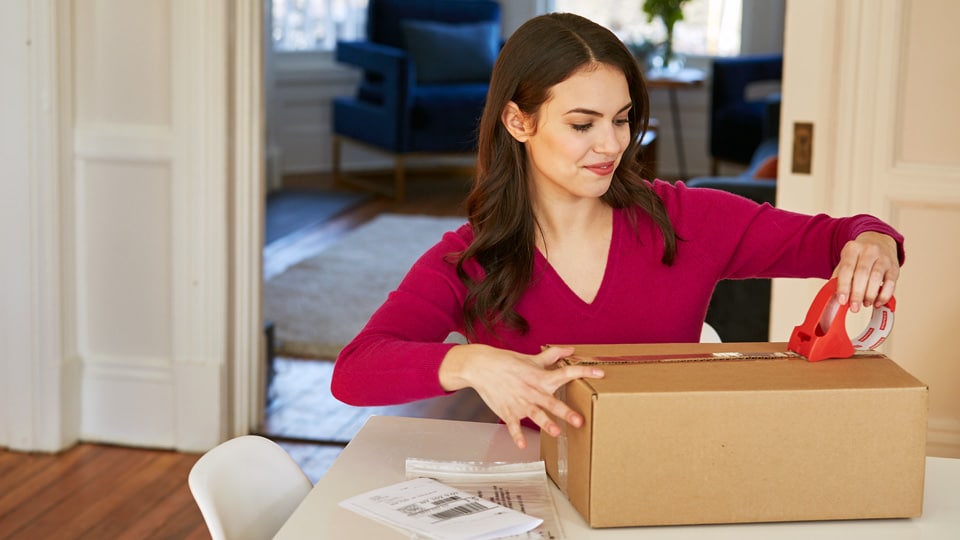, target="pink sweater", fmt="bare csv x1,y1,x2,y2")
332,181,904,406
